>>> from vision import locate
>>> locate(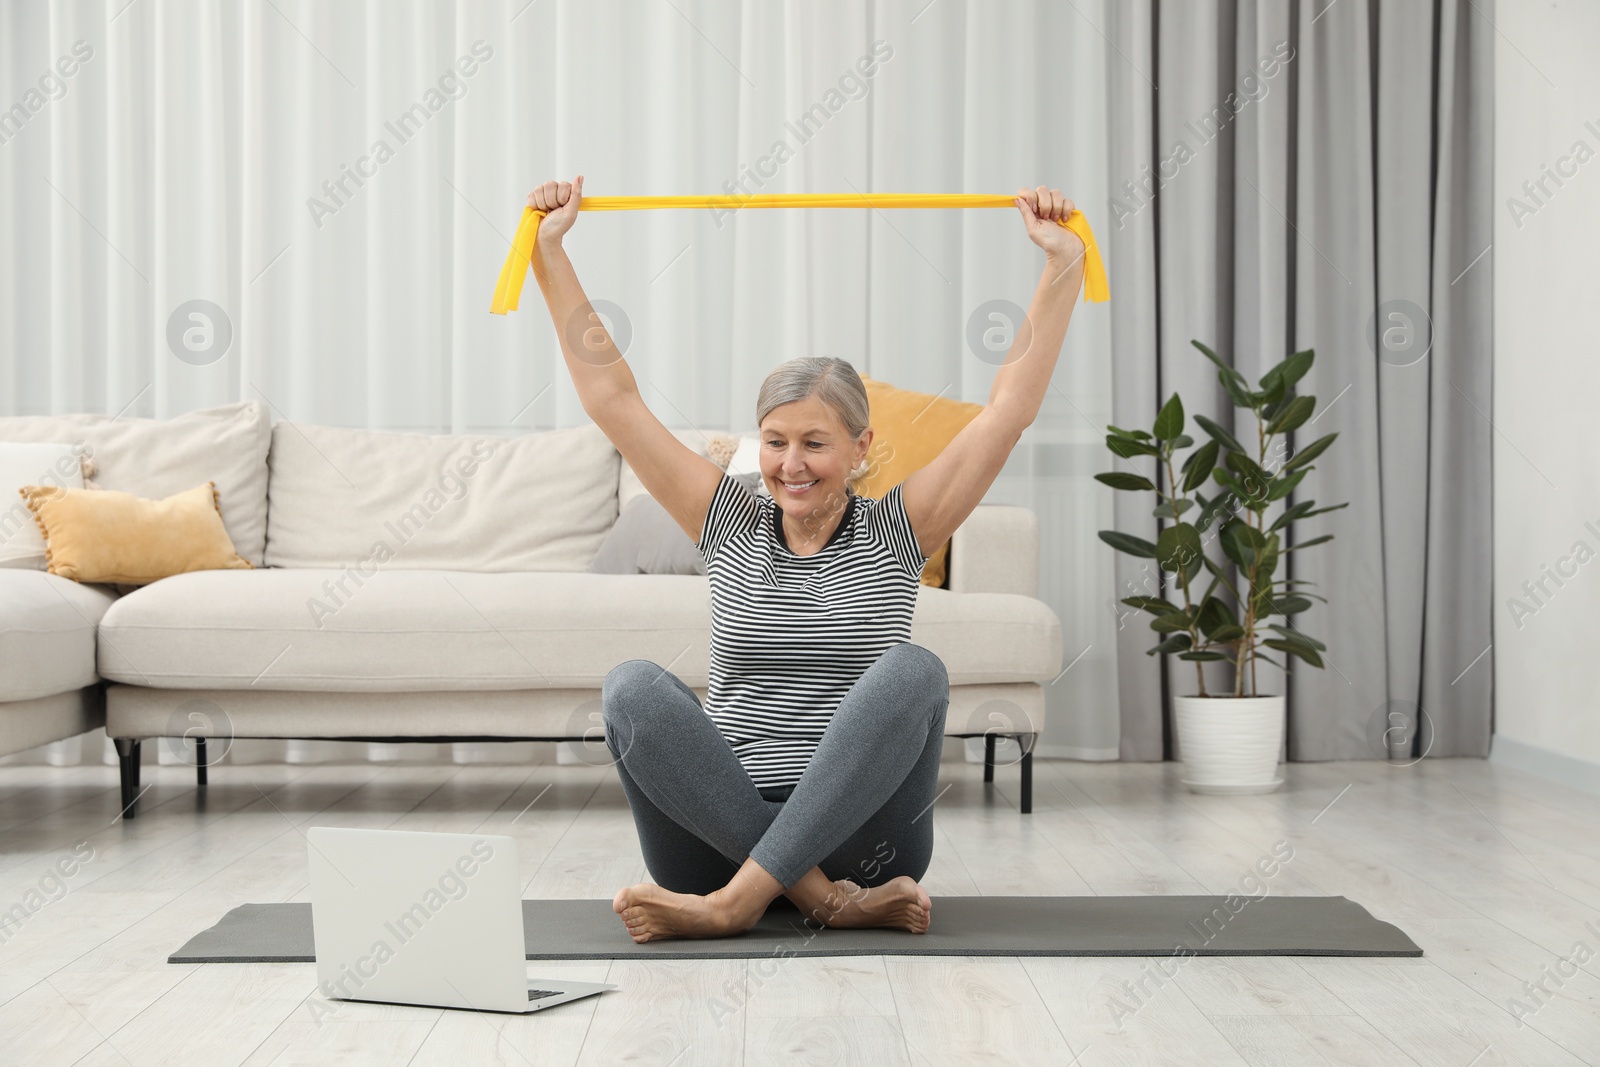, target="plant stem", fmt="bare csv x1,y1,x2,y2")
1249,409,1270,698
1235,410,1267,698
1163,445,1206,698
